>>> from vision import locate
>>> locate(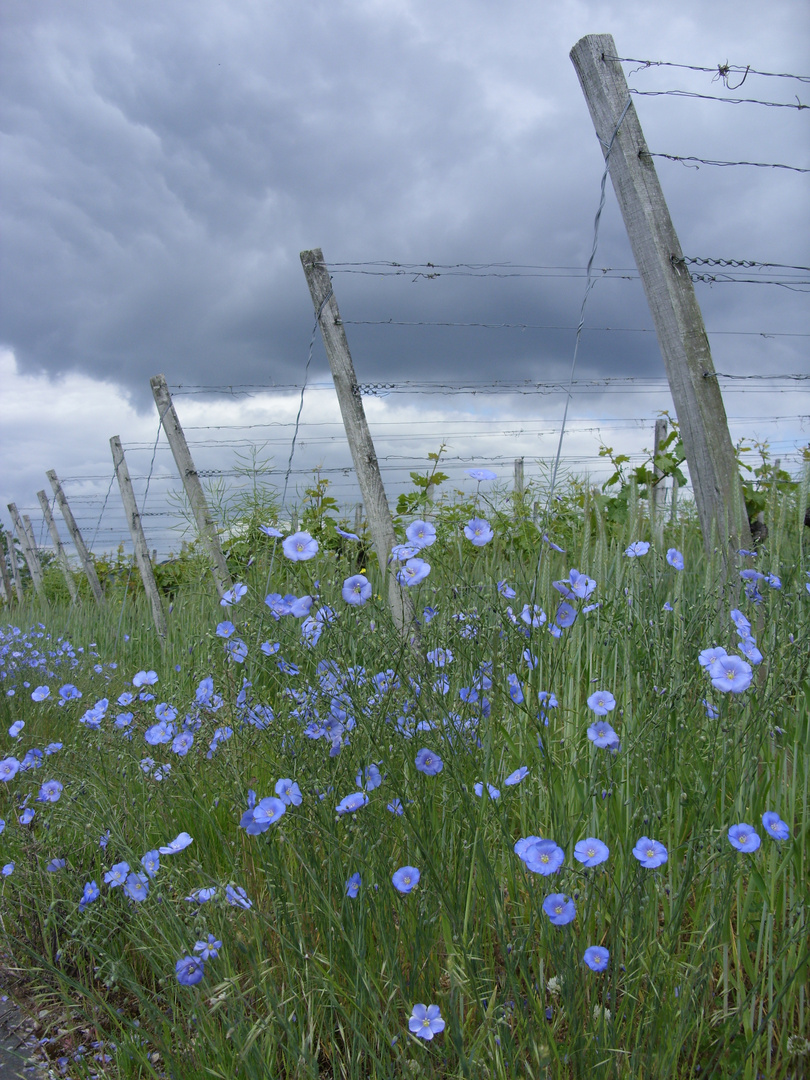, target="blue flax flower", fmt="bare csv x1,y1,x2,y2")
521,839,564,875
104,862,130,887
225,884,252,908
506,674,524,704
159,832,193,855
336,792,369,815
464,518,494,546
504,766,528,786
666,549,684,570
574,838,609,867
345,872,361,898
587,690,615,715
583,946,609,972
392,866,420,893
342,575,372,606
241,796,286,834
123,873,149,902
275,779,303,805
427,648,453,667
37,779,63,803
409,1003,445,1040
175,956,205,986
406,520,436,548
587,720,620,750
397,558,431,586
625,541,650,557
80,880,100,910
467,468,496,481
220,583,247,607
761,812,789,841
194,934,222,960
632,837,668,868
542,893,576,926
473,782,500,800
282,531,319,562
728,823,761,852
709,654,752,693
0,757,20,782
141,851,160,878
415,748,443,776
